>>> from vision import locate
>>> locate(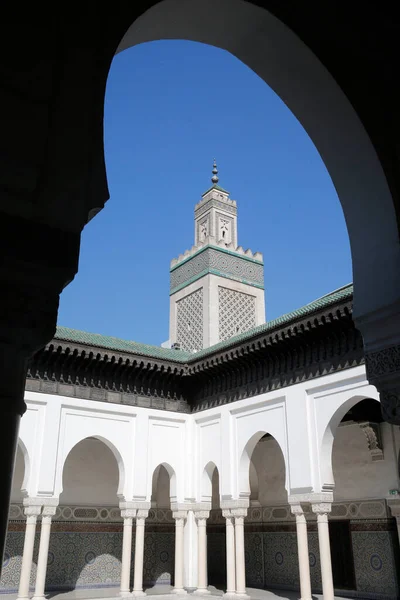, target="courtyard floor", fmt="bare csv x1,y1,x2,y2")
0,586,357,600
